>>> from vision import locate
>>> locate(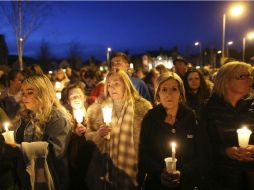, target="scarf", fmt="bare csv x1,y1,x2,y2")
107,98,137,189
